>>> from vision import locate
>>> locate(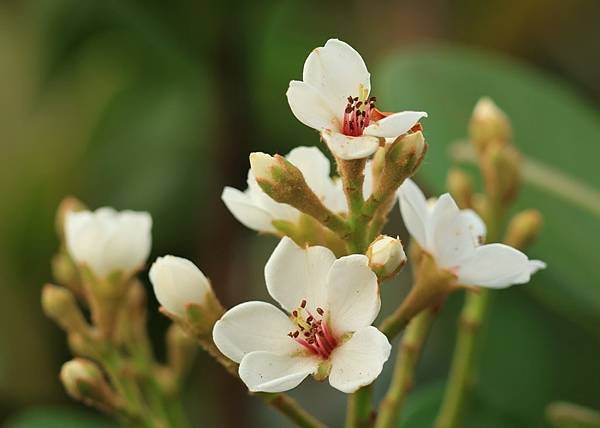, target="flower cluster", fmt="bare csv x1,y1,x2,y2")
44,37,547,427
